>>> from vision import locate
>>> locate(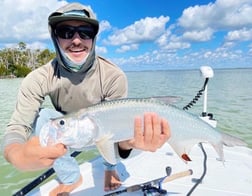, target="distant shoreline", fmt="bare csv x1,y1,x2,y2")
124,66,252,73
0,75,17,79
1,67,251,77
